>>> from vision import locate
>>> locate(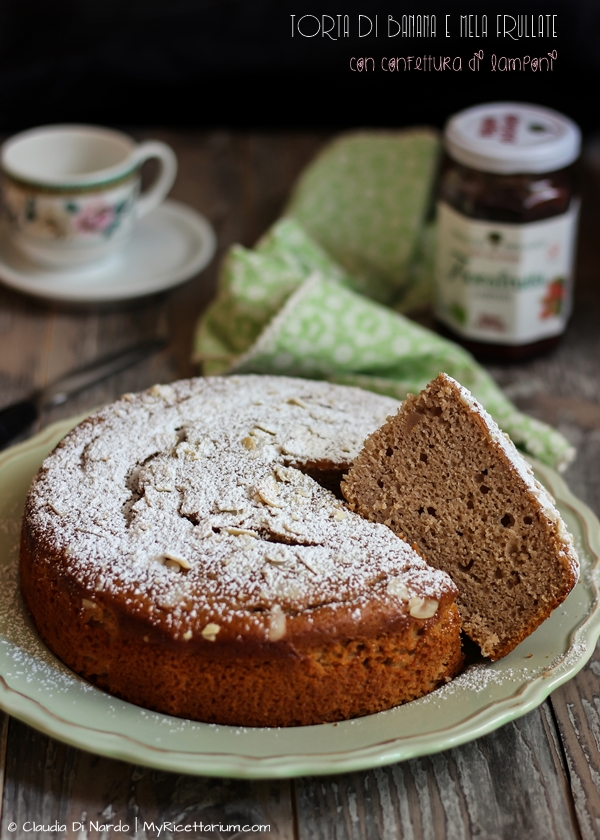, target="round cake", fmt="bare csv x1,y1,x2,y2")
20,375,462,727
